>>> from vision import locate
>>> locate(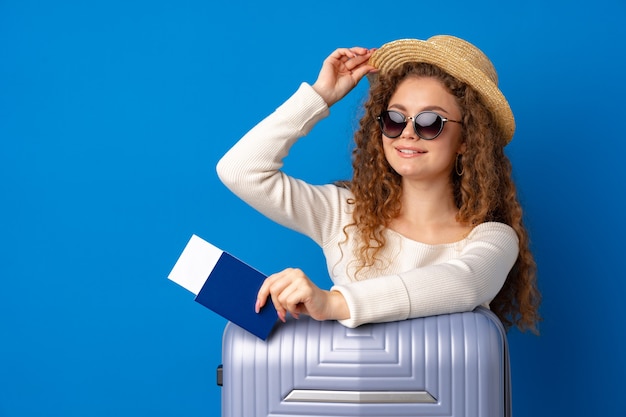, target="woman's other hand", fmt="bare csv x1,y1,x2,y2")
255,268,349,322
312,47,377,107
